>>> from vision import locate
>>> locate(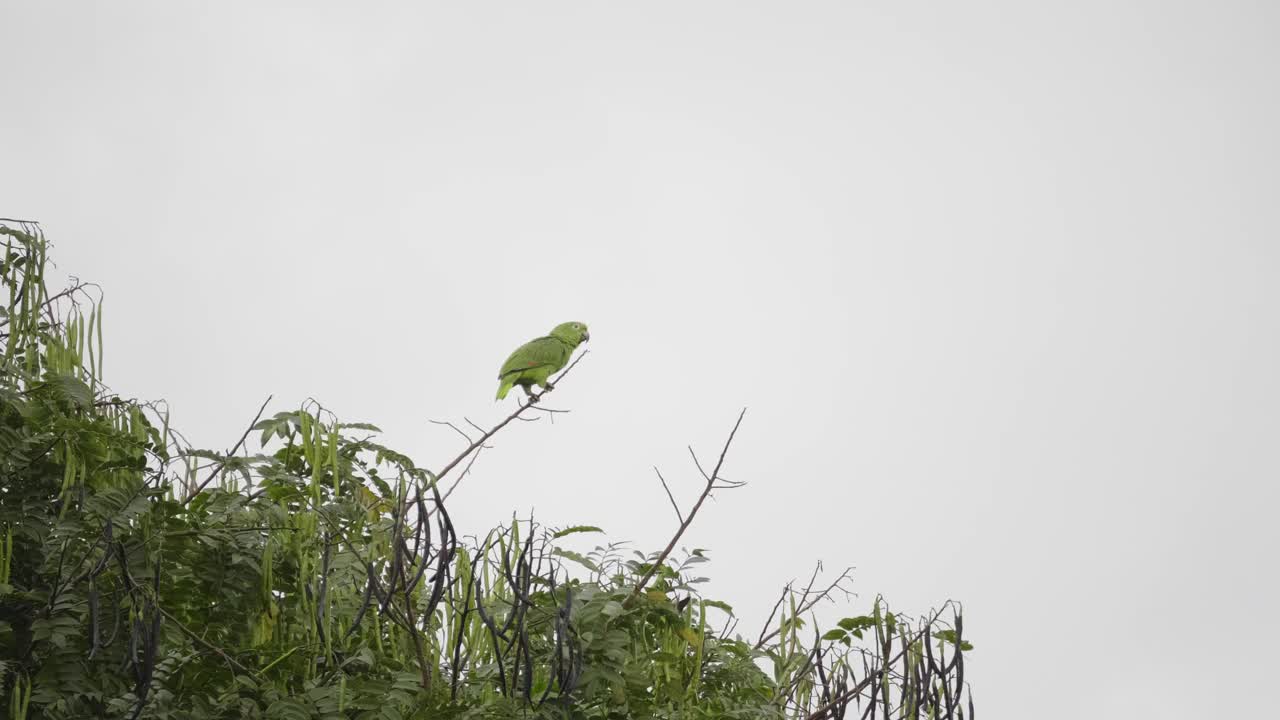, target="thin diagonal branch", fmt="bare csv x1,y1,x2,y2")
157,607,253,676
416,351,588,507
655,467,684,524
430,419,477,445
755,564,855,650
185,394,273,502
627,408,746,605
